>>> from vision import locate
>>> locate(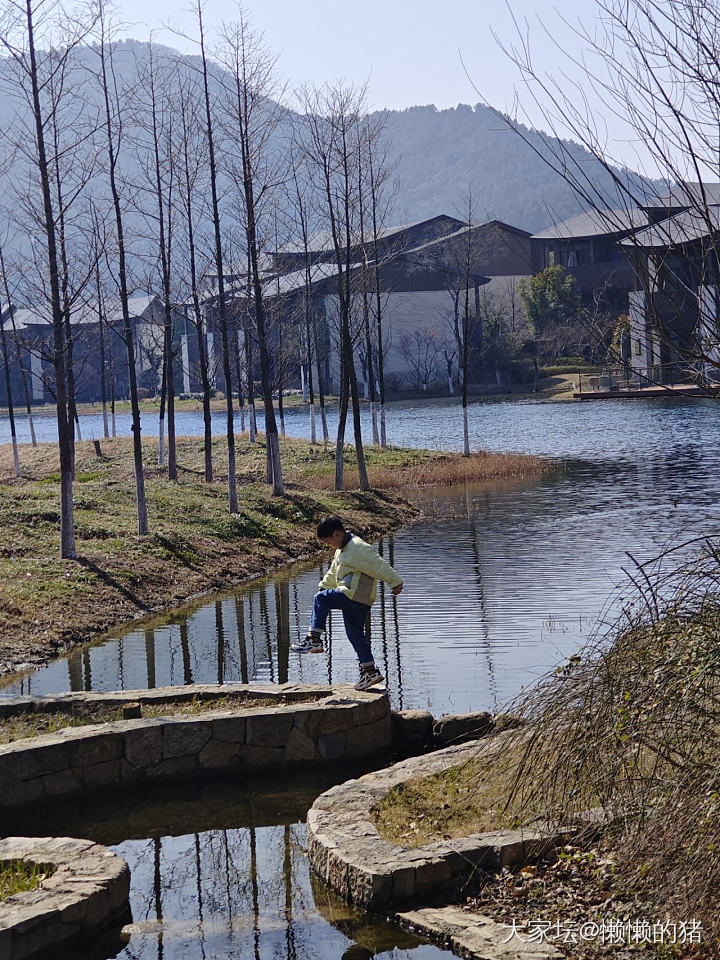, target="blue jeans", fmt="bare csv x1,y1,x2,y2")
311,589,373,664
